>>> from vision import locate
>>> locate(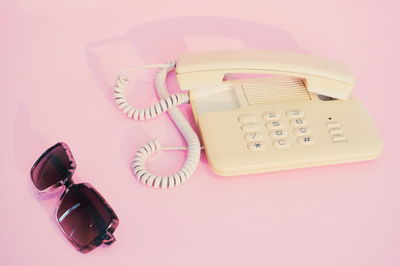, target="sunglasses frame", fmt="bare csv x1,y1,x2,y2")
31,142,77,195
30,142,119,253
